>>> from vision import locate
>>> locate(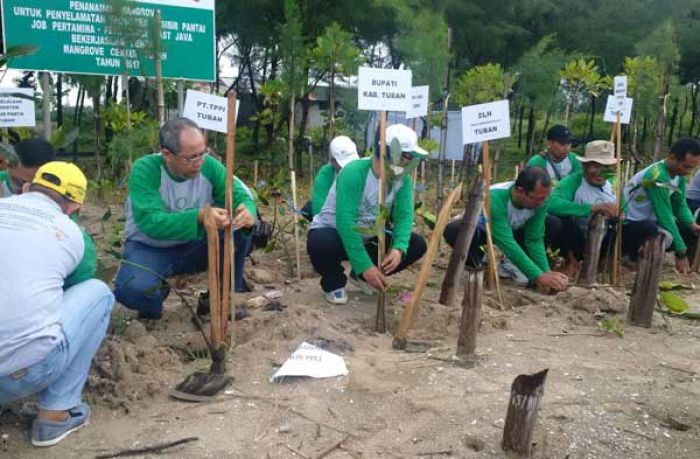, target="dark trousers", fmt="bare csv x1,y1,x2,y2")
301,200,313,222
113,231,252,316
548,216,616,261
443,215,560,268
622,220,697,260
307,228,427,292
687,197,700,215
